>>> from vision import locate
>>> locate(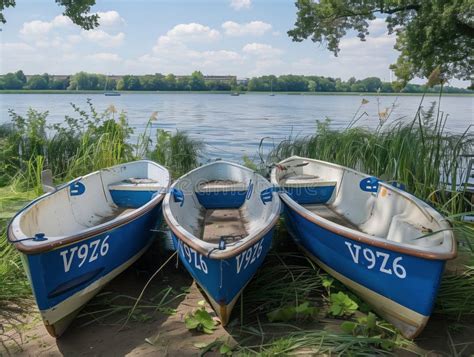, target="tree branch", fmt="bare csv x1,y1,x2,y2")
382,4,420,14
